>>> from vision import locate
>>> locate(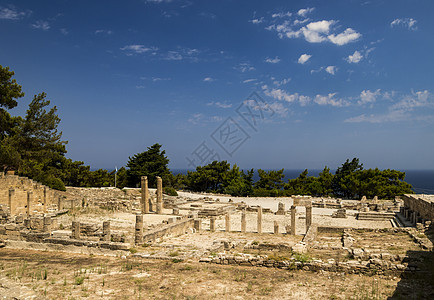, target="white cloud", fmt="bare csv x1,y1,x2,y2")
0,6,29,20
347,50,363,63
314,93,347,107
152,77,171,82
391,18,417,30
243,79,257,83
265,56,281,64
188,113,204,124
325,66,337,75
358,89,381,105
272,12,292,18
297,7,315,17
301,20,334,43
207,101,232,108
391,90,432,111
234,63,255,72
269,102,288,117
32,20,50,31
250,17,264,24
328,28,361,45
344,110,407,123
203,77,215,82
298,54,312,64
95,29,113,35
121,45,158,54
146,0,173,3
60,28,69,35
265,88,299,103
273,78,291,86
